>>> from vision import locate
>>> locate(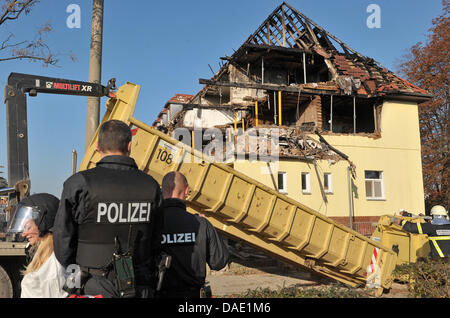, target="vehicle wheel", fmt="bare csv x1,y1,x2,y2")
0,265,13,298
